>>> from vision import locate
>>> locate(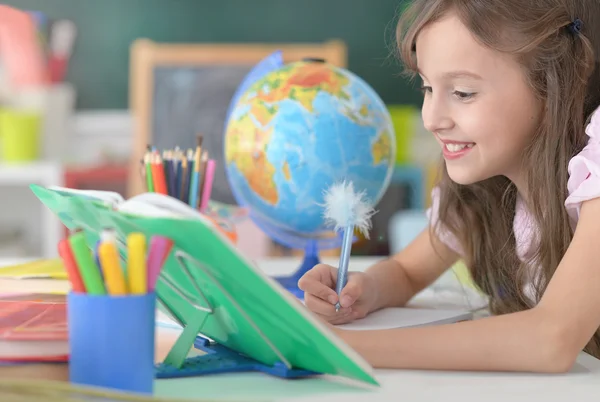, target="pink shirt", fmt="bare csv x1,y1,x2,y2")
427,106,600,263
